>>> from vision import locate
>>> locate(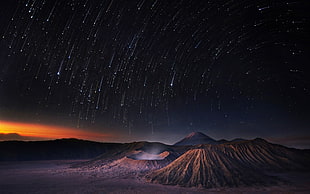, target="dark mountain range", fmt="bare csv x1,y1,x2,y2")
217,139,229,144
174,132,248,146
1,132,310,189
0,138,122,161
230,138,247,142
70,133,310,188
